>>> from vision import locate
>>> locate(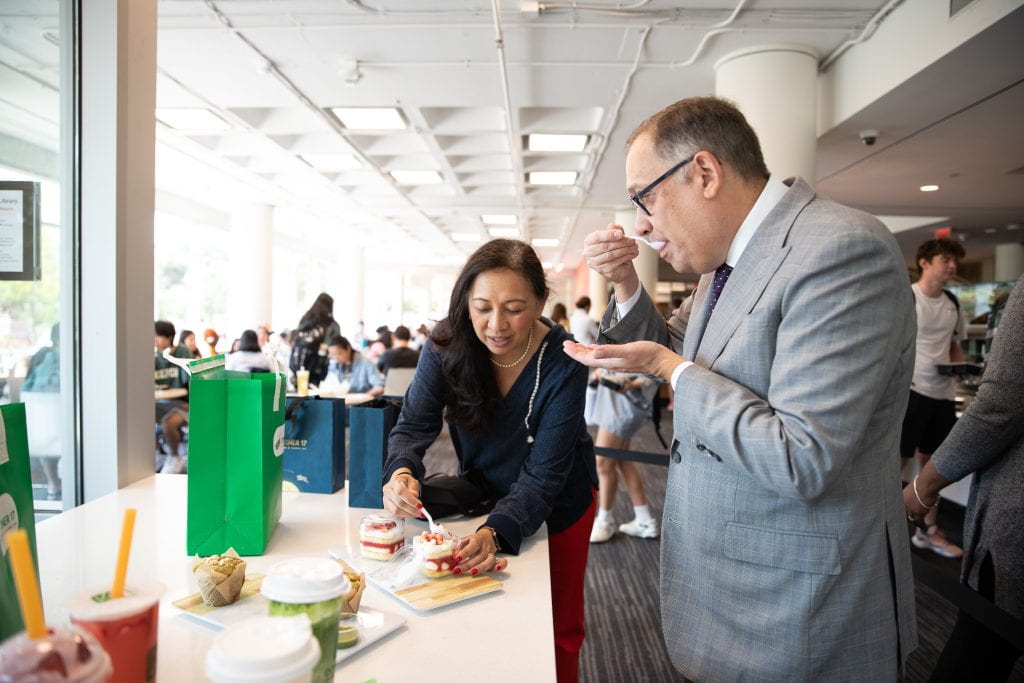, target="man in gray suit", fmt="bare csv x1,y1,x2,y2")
564,96,918,680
